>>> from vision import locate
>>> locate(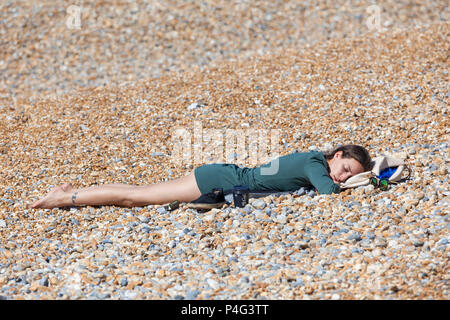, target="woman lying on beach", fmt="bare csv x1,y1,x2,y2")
30,144,372,209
